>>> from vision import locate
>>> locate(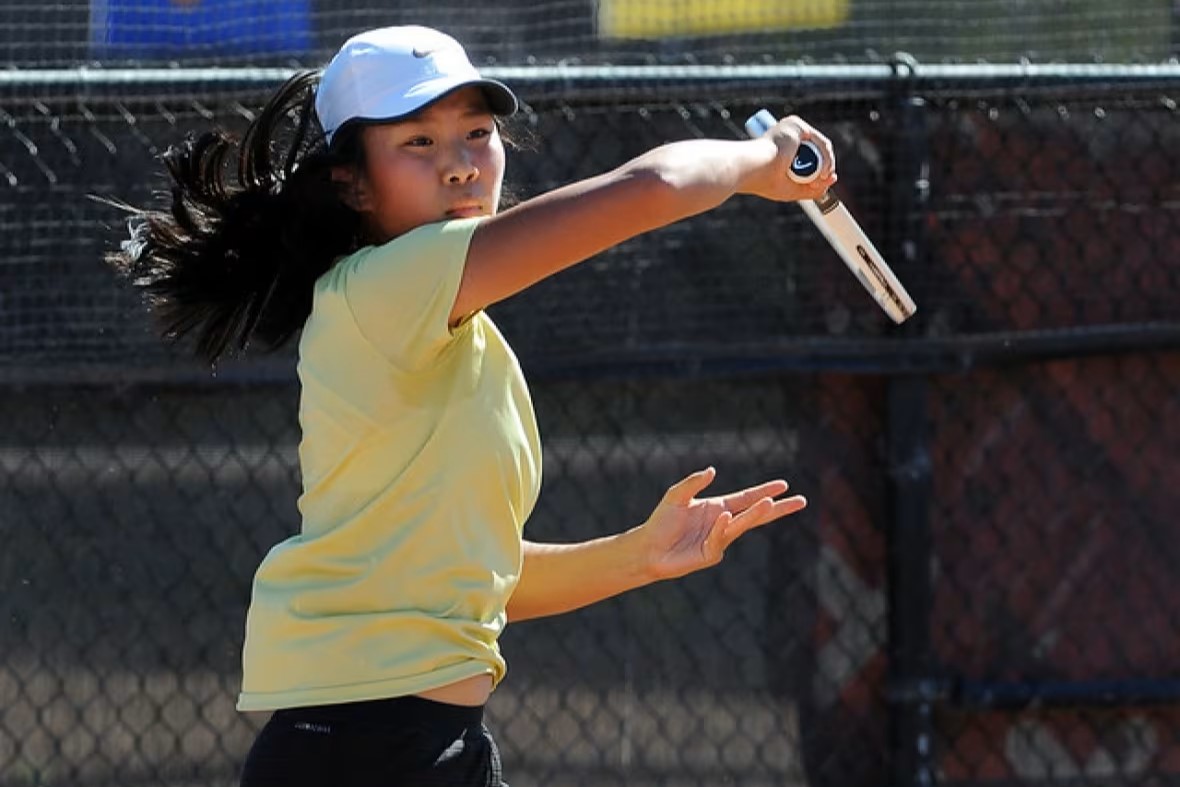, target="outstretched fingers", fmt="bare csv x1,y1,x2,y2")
718,479,790,513
715,494,808,550
662,466,717,506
